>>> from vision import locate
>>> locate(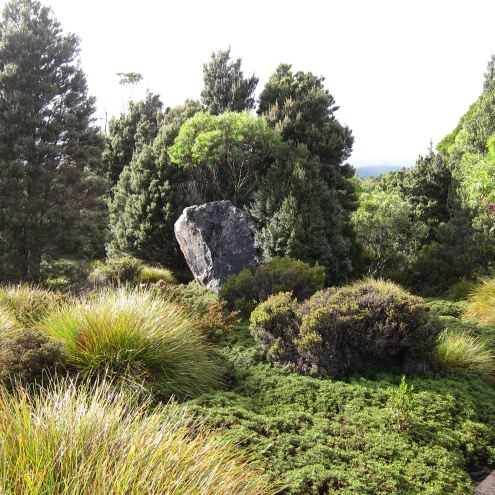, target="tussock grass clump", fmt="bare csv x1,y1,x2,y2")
138,265,177,284
0,379,278,495
464,277,495,325
39,288,222,398
0,284,65,327
436,330,495,381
